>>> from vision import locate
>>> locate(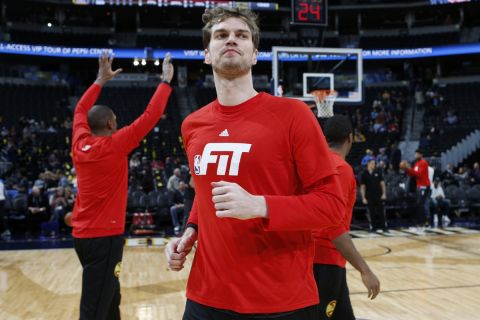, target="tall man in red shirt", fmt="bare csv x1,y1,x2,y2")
165,7,345,320
400,149,431,228
72,53,173,320
313,115,380,320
